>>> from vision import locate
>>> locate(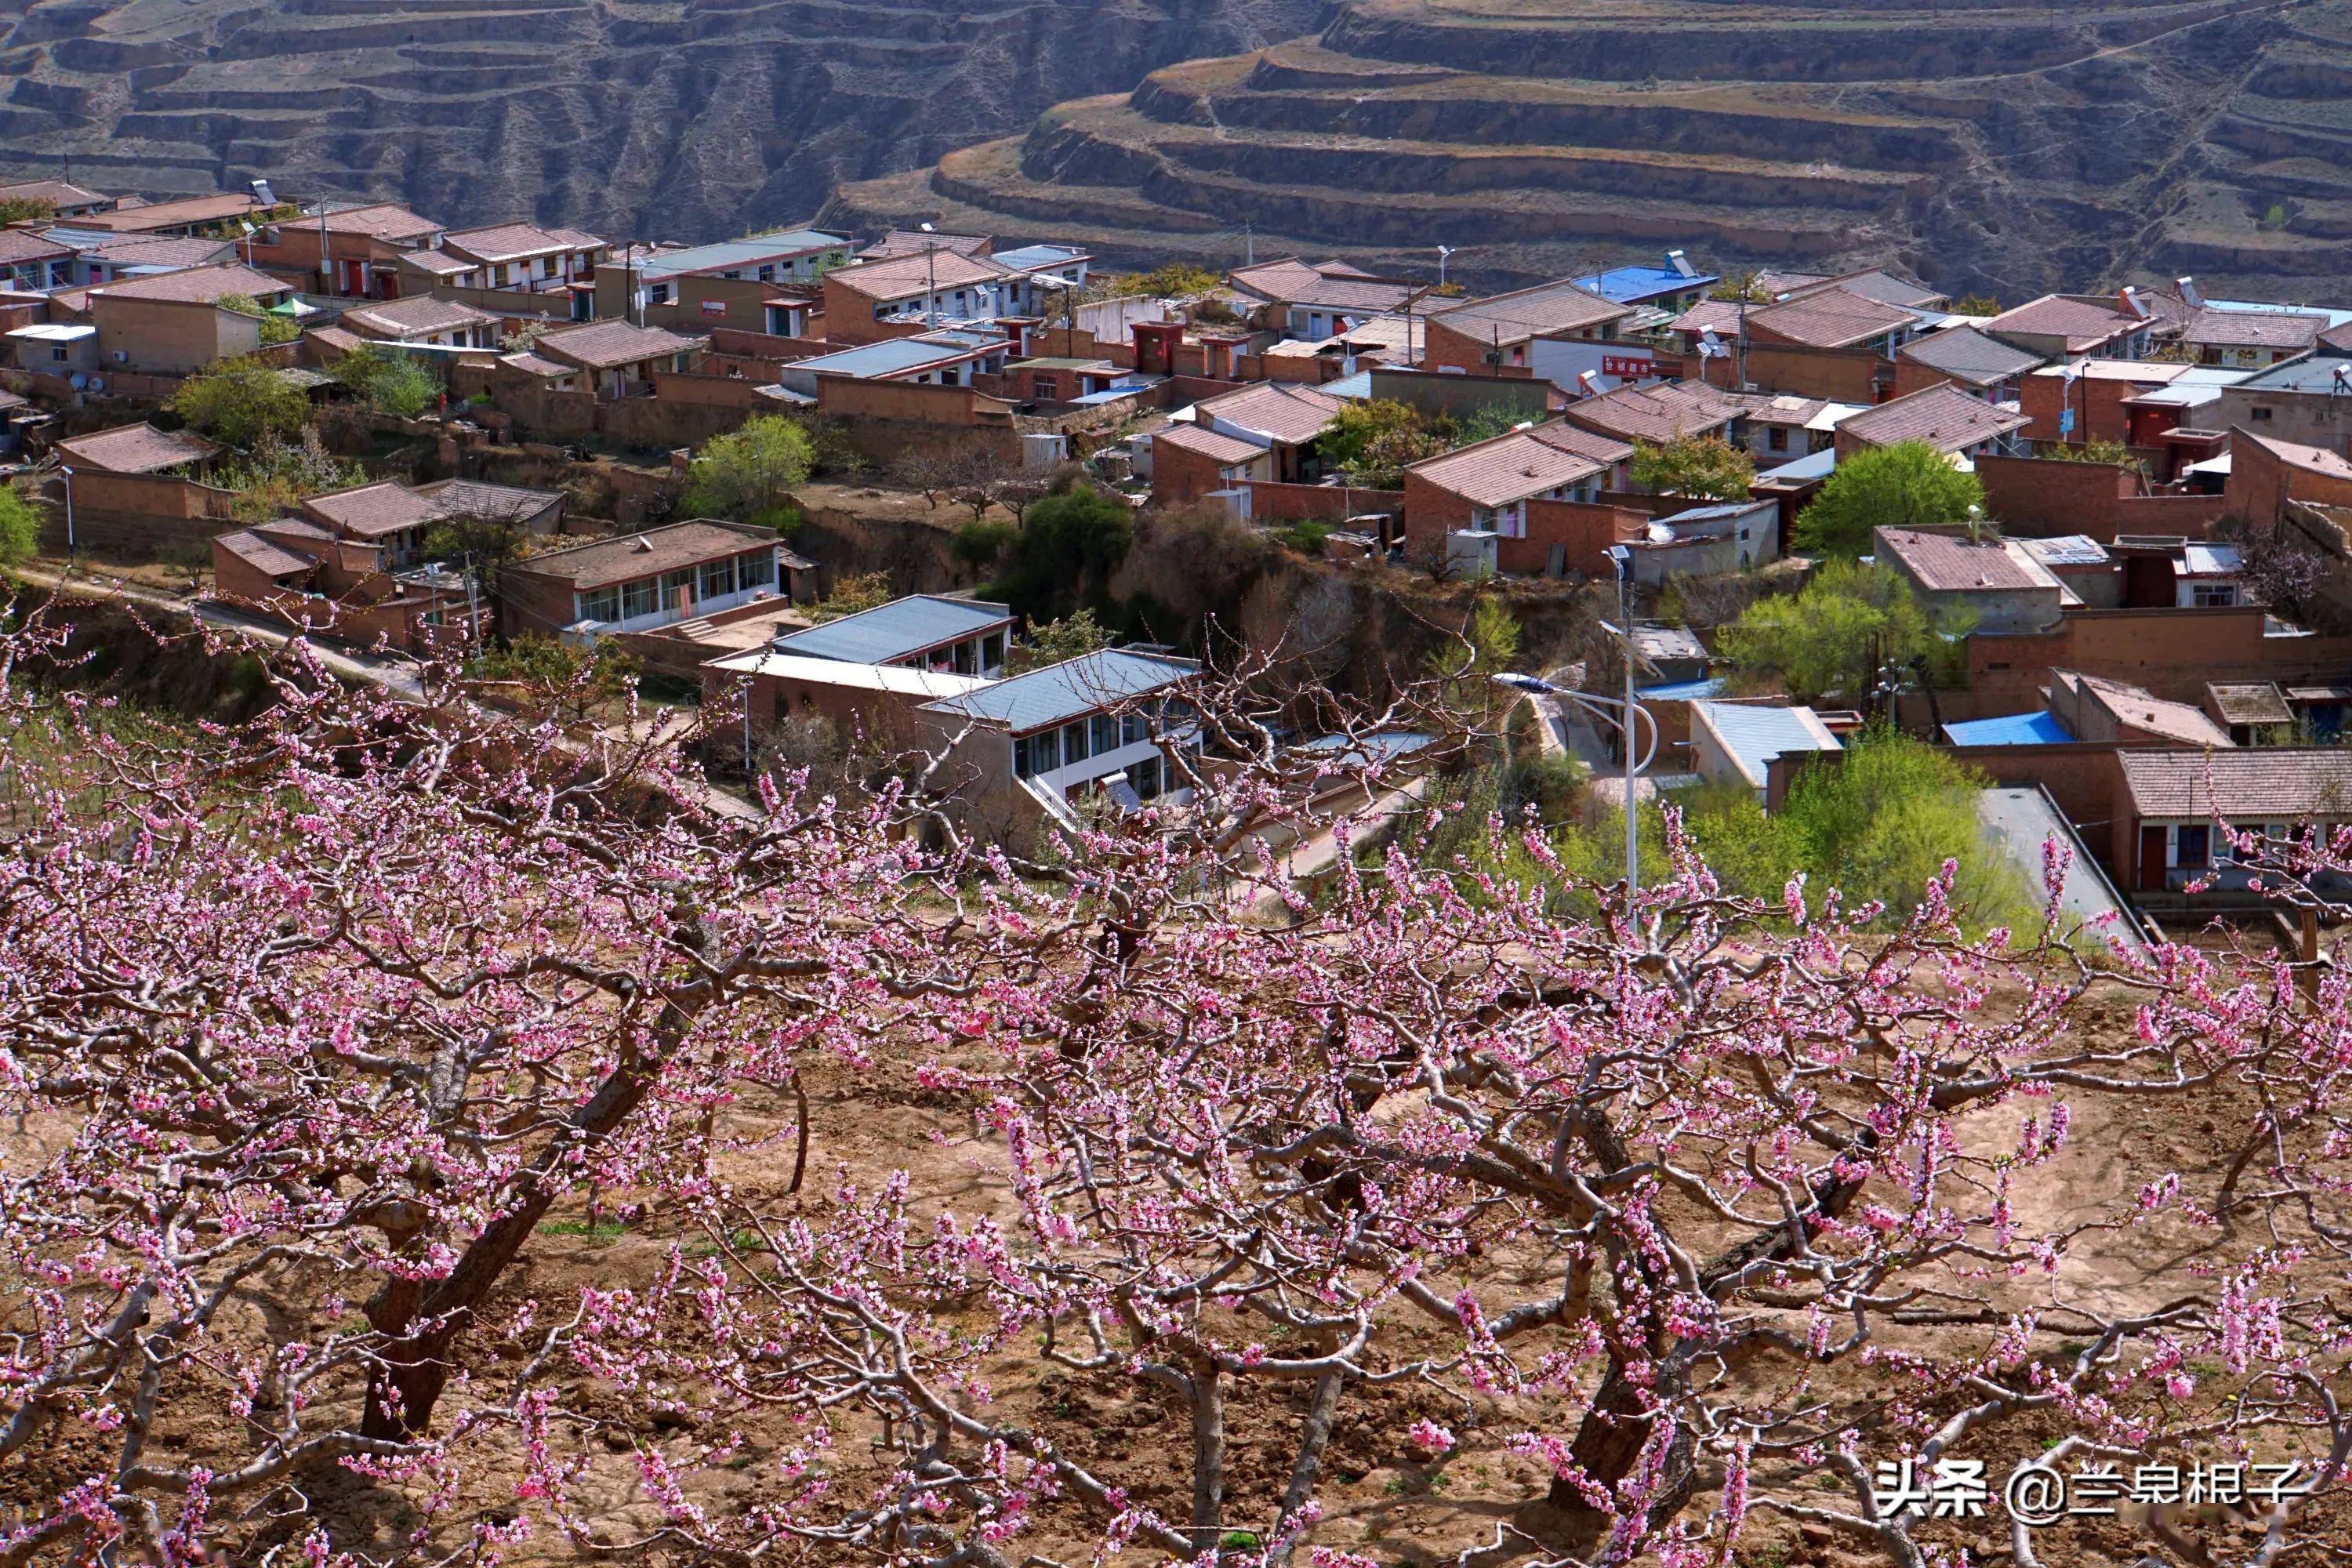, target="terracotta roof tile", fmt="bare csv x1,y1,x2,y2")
1837,383,2029,452
1154,423,1265,466
1876,527,2056,593
1407,422,1610,508
341,295,496,338
1428,277,1628,345
1563,379,1743,444
92,263,289,304
513,520,776,590
535,319,706,370
2120,749,2352,820
1193,381,1342,445
1748,285,1917,349
56,422,220,474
